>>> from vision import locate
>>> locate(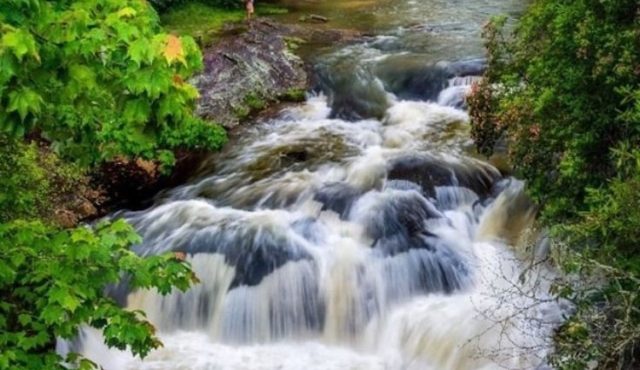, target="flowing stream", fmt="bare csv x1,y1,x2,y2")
65,0,568,369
